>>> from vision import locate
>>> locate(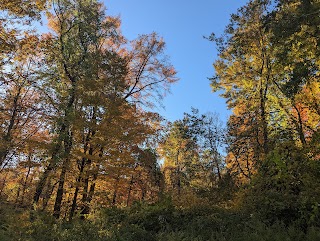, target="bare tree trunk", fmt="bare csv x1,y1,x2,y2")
293,105,307,145
53,160,68,219
112,175,120,206
42,181,58,211
209,139,222,181
260,84,269,155
53,130,73,219
81,178,96,216
177,168,181,196
33,129,64,205
69,157,86,220
126,175,134,207
80,146,101,217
